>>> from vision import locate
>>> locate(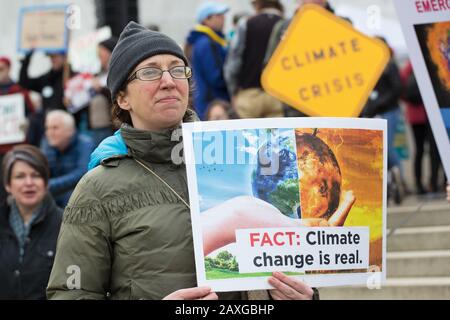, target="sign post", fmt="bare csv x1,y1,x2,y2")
393,0,450,179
